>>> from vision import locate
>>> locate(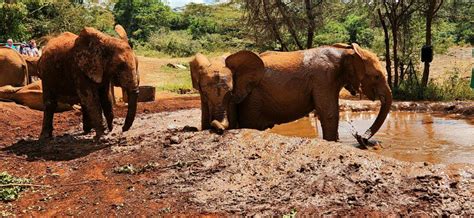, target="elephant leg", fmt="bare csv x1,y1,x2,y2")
77,88,105,140
81,104,92,134
200,97,211,130
313,92,339,141
40,91,57,140
100,83,114,132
